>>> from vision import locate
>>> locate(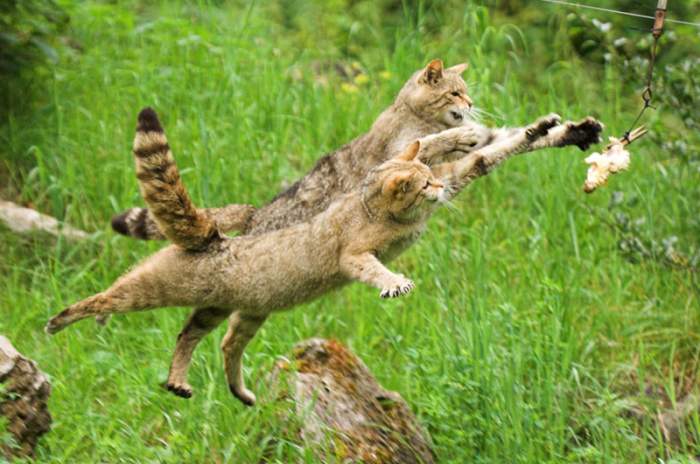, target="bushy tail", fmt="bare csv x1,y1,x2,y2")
131,107,219,251
111,207,167,240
